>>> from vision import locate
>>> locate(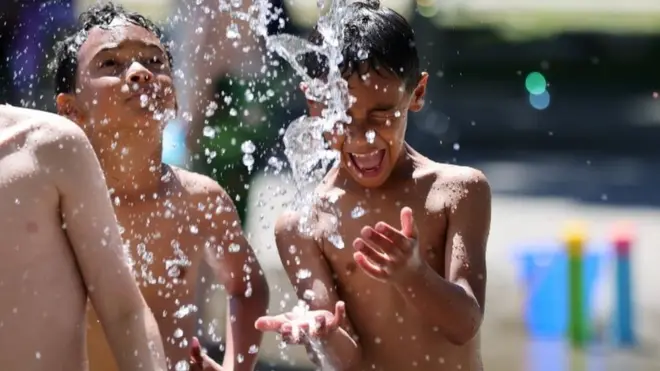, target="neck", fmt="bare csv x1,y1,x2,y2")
91,131,165,199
